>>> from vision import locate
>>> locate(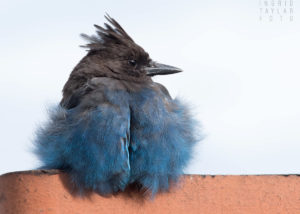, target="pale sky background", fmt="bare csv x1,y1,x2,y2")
0,0,299,175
